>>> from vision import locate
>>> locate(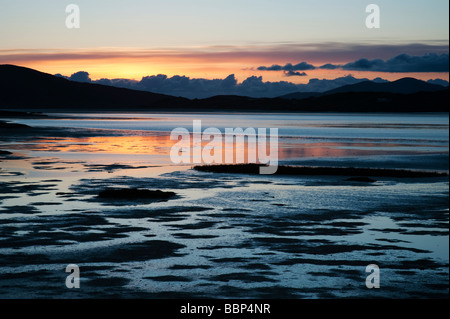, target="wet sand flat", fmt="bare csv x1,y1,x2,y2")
0,112,448,298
